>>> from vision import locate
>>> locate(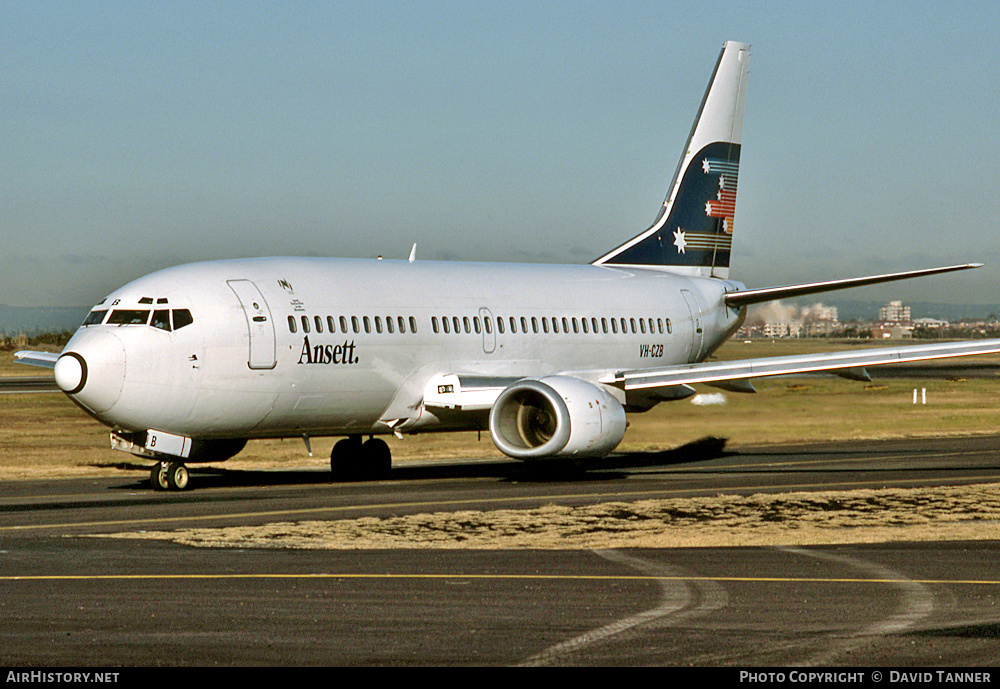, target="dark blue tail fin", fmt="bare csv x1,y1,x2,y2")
593,41,750,279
